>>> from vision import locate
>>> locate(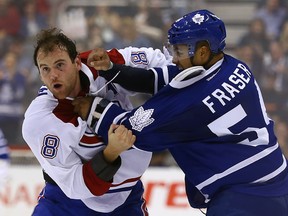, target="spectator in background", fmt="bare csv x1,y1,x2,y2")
238,18,270,54
0,0,20,37
273,115,288,159
235,43,264,82
134,0,165,49
85,25,104,51
35,0,50,17
262,40,288,93
57,7,88,41
260,72,286,116
279,18,288,55
254,0,287,40
112,16,153,49
86,5,119,49
19,0,48,40
0,51,26,145
7,37,39,110
0,29,13,59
